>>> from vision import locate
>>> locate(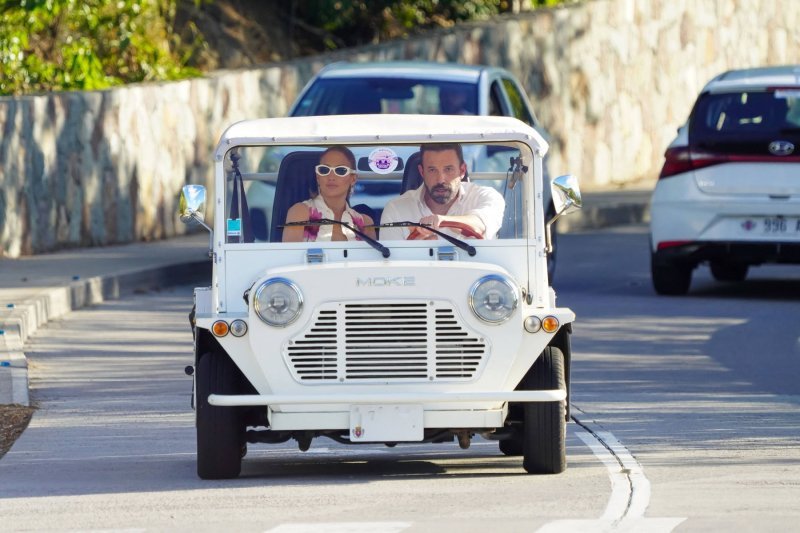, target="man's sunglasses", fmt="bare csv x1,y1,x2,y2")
315,165,355,177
